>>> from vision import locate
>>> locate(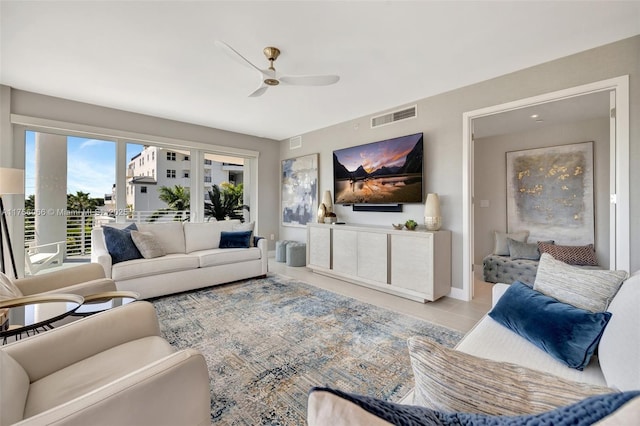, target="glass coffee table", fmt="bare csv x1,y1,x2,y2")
72,291,139,317
0,294,84,344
